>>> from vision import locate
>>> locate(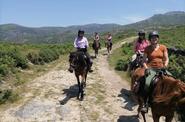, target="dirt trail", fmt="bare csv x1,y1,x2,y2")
0,37,170,122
